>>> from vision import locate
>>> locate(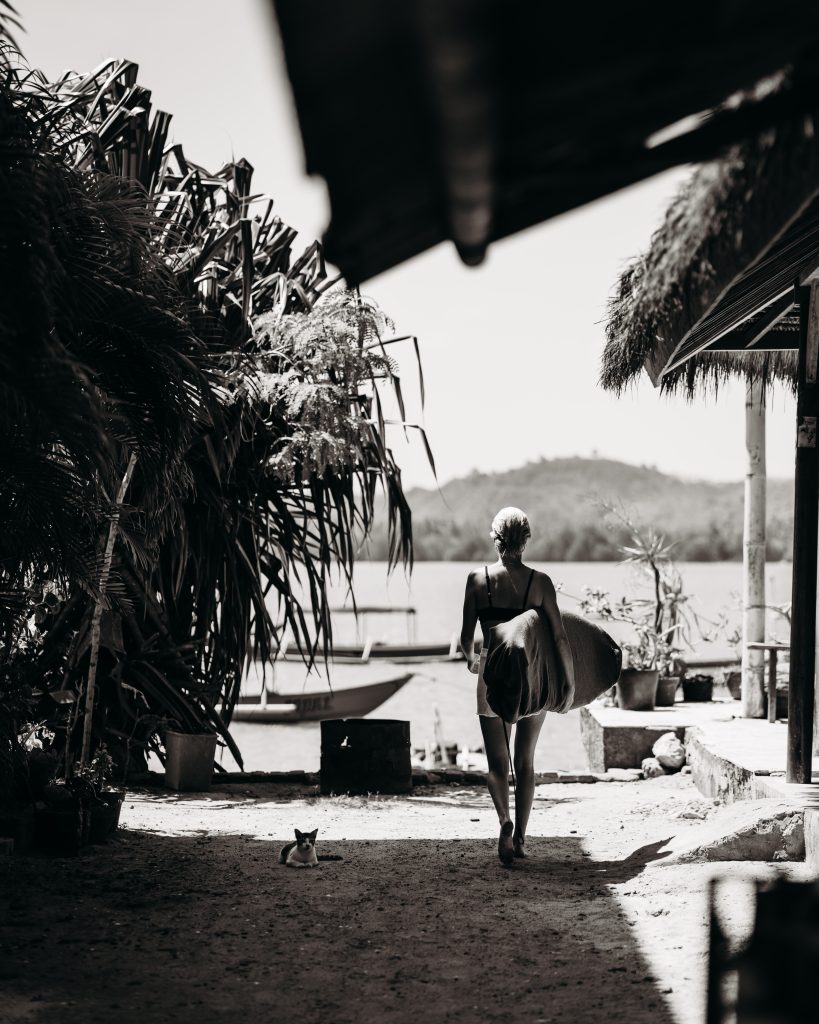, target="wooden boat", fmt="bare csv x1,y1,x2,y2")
274,606,463,664
232,672,413,723
278,638,461,663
